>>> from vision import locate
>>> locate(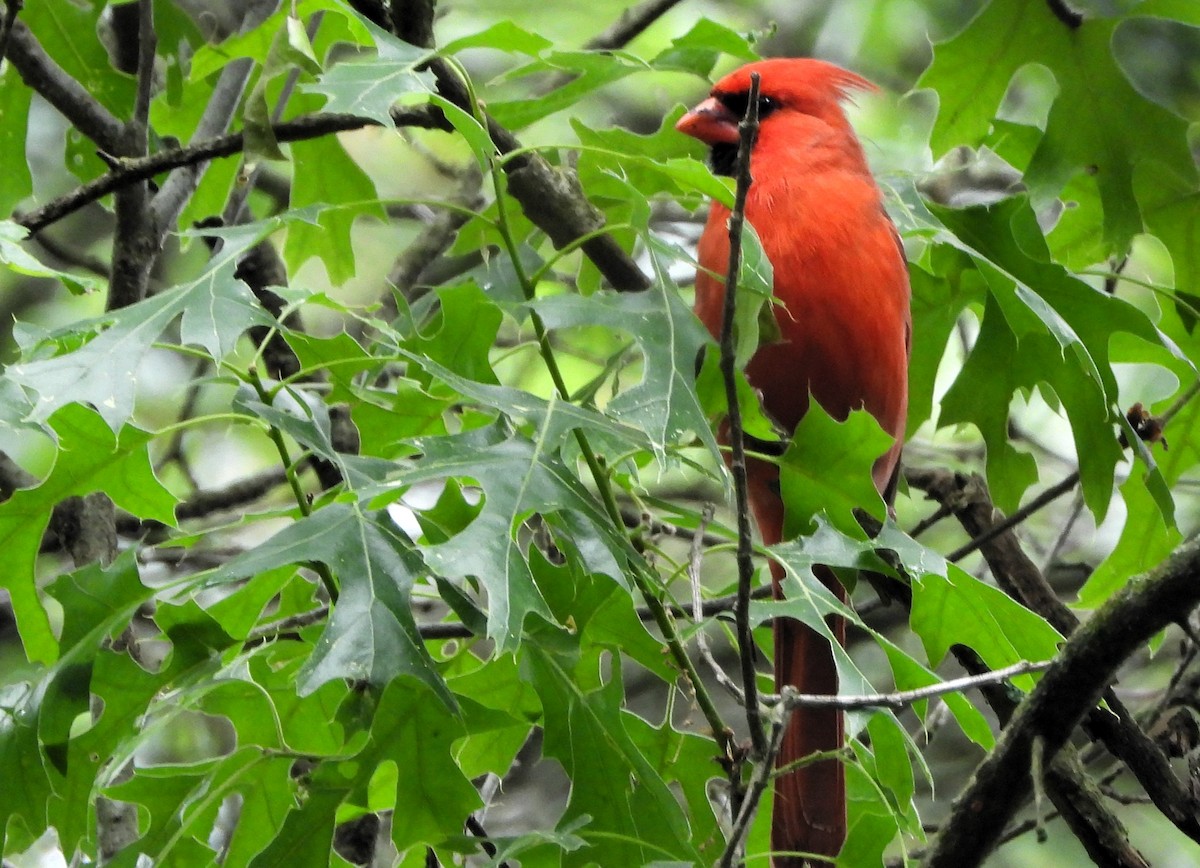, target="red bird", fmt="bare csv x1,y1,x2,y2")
677,59,911,864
